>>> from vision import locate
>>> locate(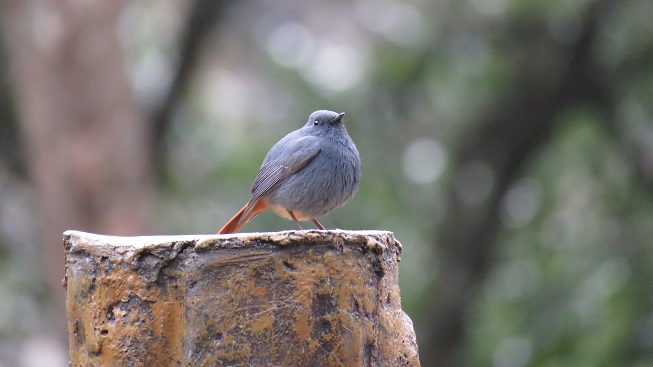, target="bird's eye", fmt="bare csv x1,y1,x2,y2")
313,120,320,125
